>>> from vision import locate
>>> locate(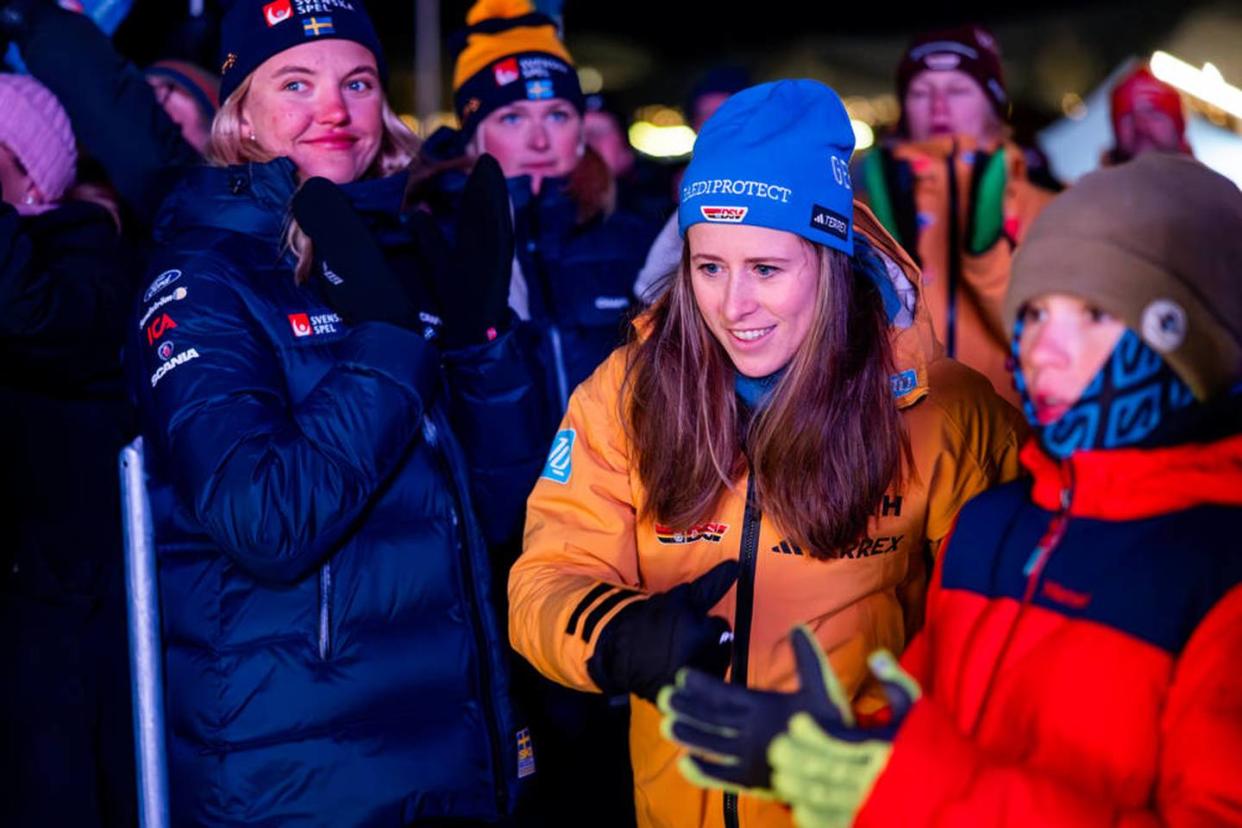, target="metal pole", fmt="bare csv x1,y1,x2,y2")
415,0,441,129
120,438,171,828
